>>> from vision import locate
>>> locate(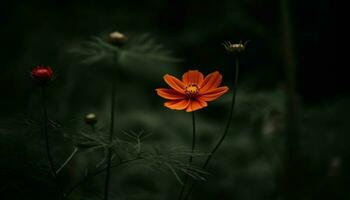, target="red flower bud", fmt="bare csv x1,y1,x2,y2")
31,65,53,85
